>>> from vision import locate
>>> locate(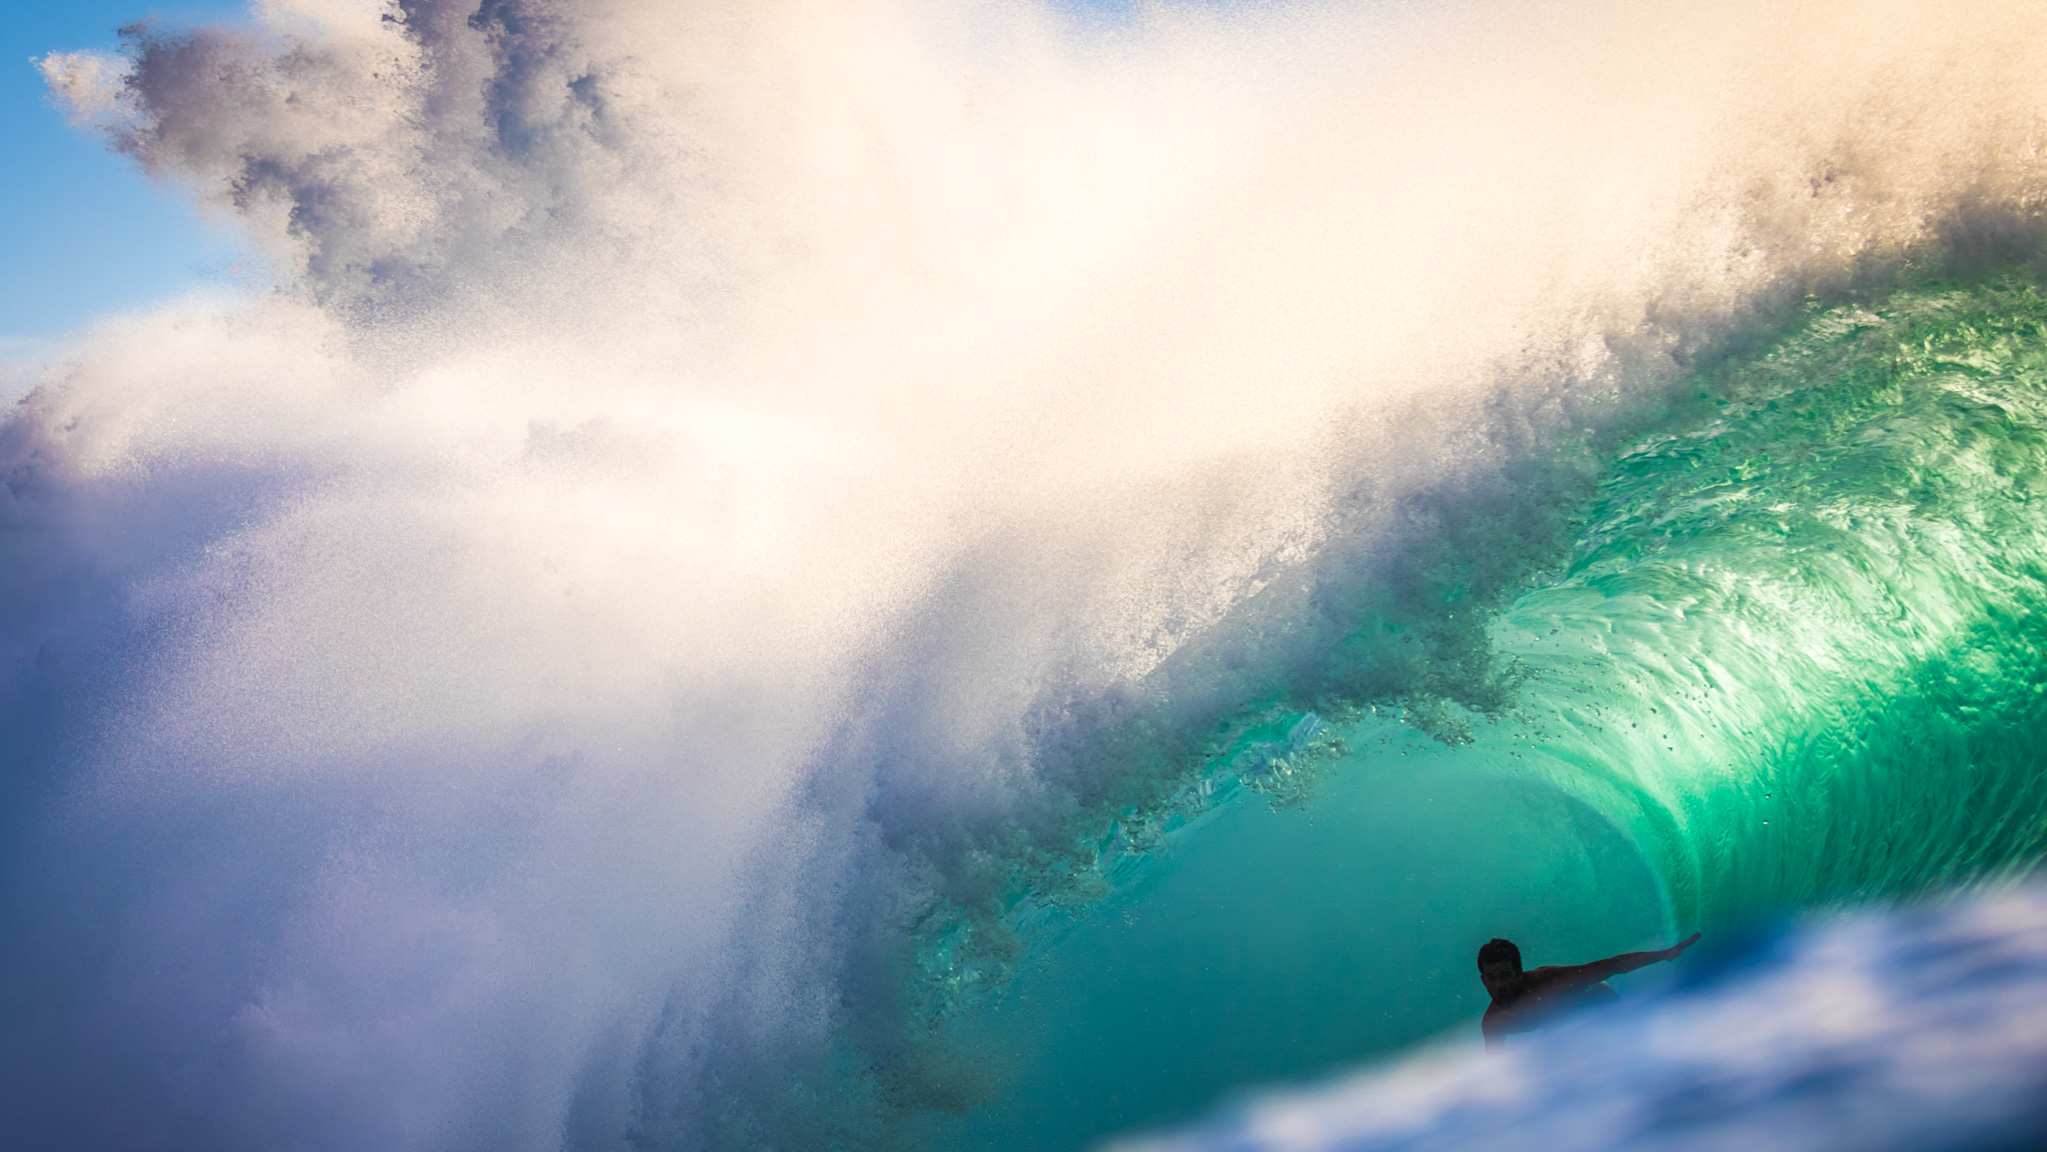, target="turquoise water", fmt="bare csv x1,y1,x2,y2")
1116,883,2047,1152
942,745,1666,1150
1507,280,2047,923
931,276,2047,1150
